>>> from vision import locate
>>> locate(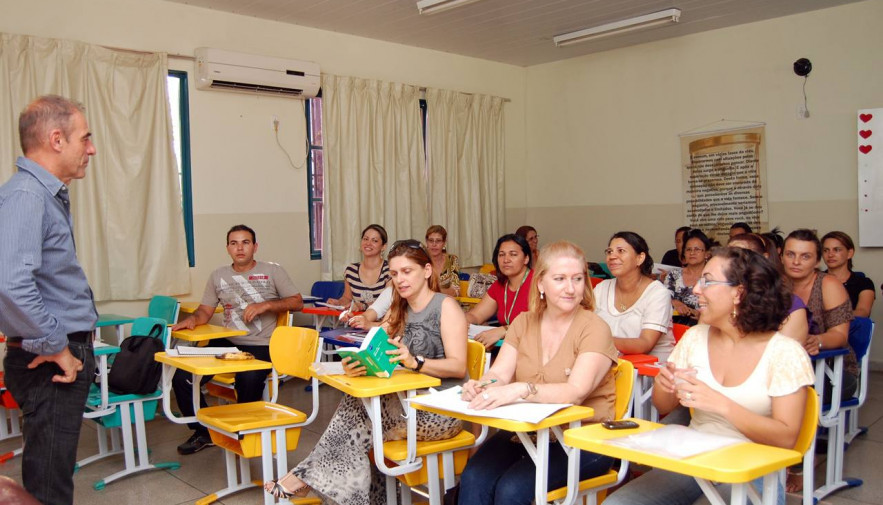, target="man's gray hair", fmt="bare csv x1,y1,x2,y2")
18,95,86,154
